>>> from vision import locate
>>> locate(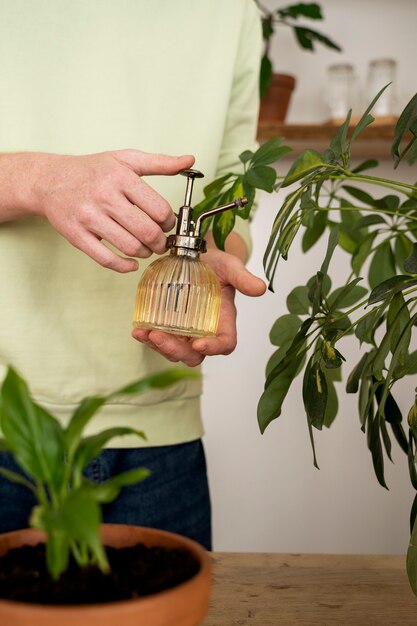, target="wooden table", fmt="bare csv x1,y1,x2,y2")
203,553,416,625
